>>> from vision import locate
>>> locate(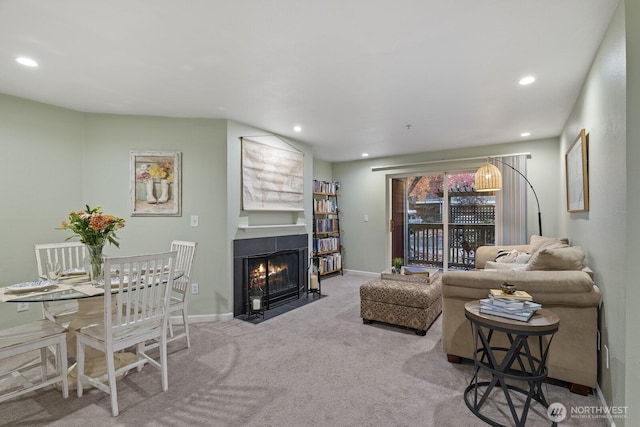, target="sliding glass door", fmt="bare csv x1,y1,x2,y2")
446,172,496,269
406,175,444,267
403,171,496,270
